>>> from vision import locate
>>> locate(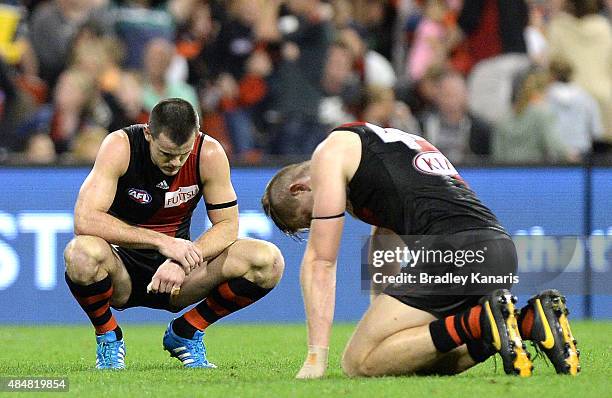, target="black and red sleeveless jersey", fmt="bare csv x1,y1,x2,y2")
108,124,204,240
334,122,505,235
